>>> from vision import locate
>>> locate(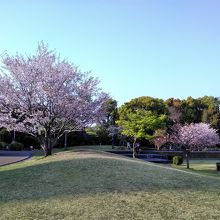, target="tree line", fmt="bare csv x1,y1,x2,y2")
0,42,219,161
97,96,220,144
